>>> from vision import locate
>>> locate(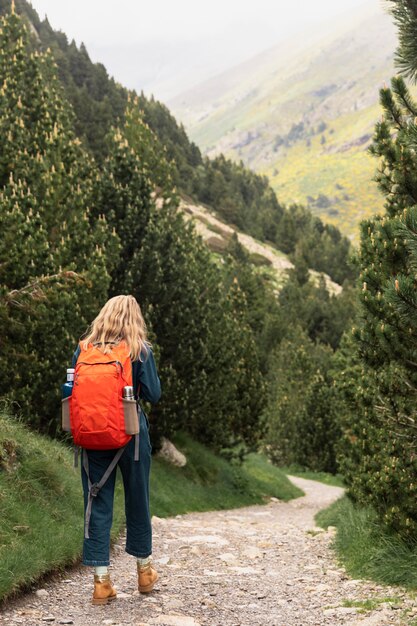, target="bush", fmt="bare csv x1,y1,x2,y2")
264,327,339,471
294,373,341,474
